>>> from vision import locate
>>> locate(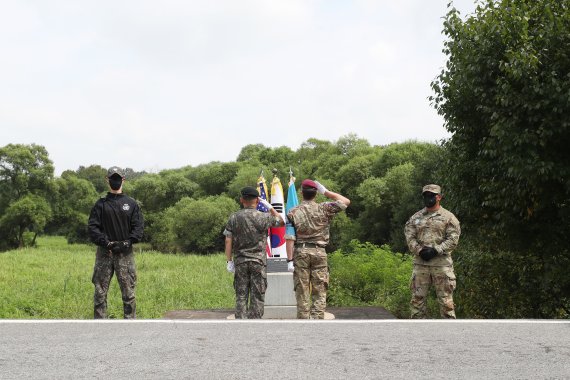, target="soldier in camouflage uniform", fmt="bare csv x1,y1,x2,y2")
87,166,144,319
287,179,350,319
404,184,461,319
224,187,284,319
